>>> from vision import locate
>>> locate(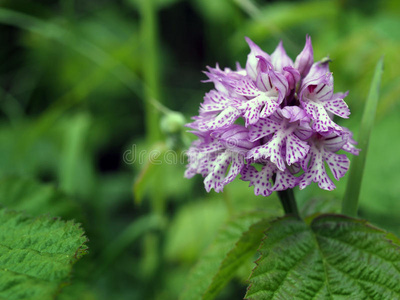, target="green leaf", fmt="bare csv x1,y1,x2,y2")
246,214,400,299
342,57,384,217
165,199,229,263
300,197,341,218
0,208,88,300
59,113,92,197
0,176,82,220
203,217,270,300
132,143,166,205
180,211,274,300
